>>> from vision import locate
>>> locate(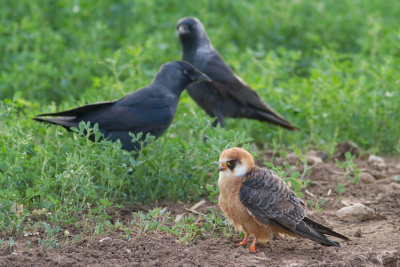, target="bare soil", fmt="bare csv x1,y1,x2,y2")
1,152,400,266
